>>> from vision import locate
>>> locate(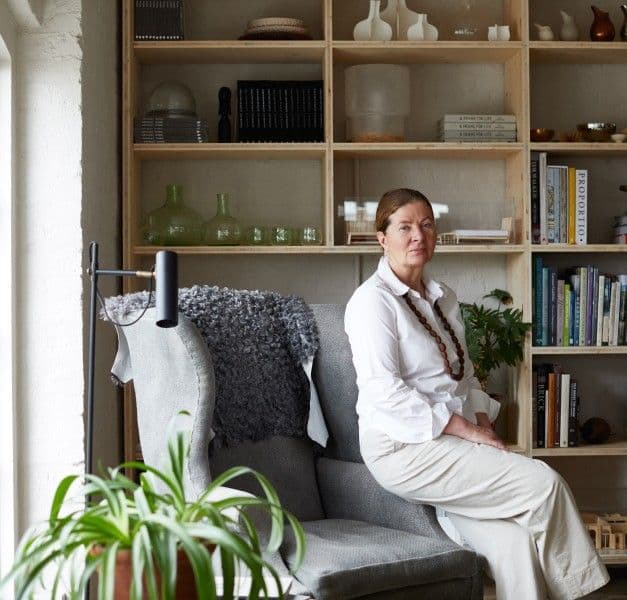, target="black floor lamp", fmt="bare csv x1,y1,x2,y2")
85,241,178,477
